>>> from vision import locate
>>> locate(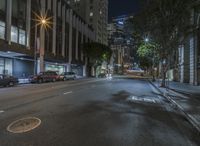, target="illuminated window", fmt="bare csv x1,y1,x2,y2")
0,21,5,39
11,26,18,43
90,12,93,17
19,29,26,45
